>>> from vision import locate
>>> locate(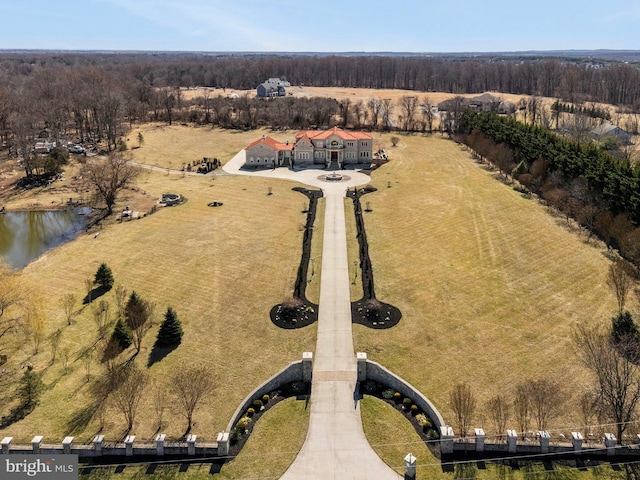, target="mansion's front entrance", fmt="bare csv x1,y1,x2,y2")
329,150,341,169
